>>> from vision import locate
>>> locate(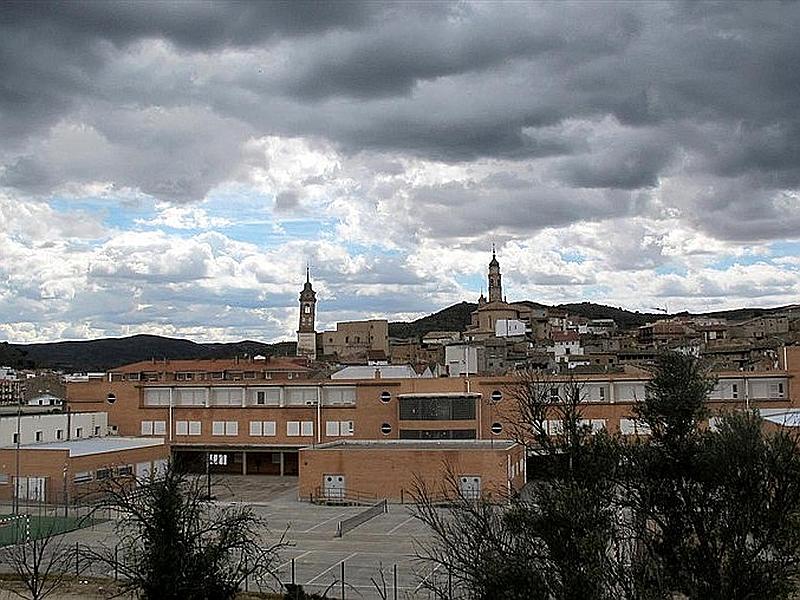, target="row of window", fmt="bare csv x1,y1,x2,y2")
73,459,168,484
527,381,787,403
11,425,101,445
536,418,648,436
143,386,357,407
141,419,356,438
141,382,786,411
111,371,304,382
